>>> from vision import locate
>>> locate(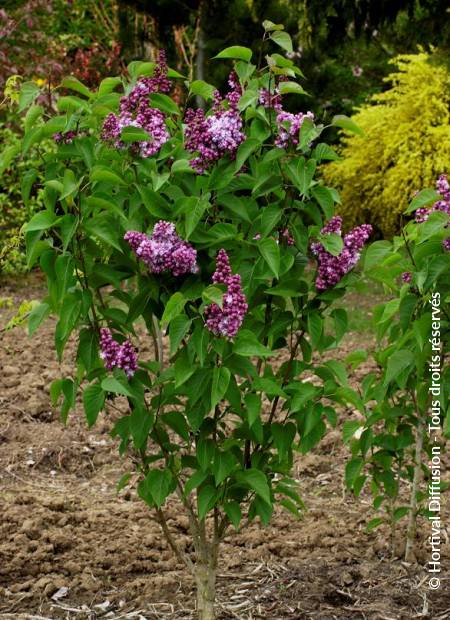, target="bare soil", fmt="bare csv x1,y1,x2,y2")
0,275,449,620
